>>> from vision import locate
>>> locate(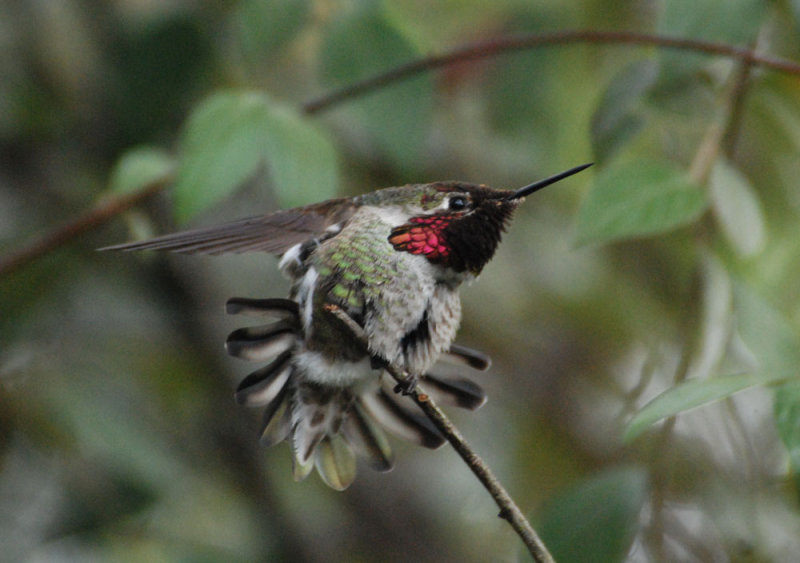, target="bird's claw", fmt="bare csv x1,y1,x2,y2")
393,374,418,396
